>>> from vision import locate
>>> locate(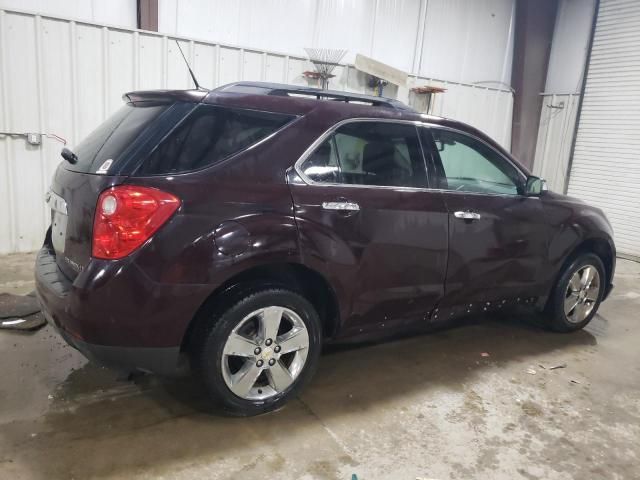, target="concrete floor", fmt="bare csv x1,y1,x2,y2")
0,253,639,480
